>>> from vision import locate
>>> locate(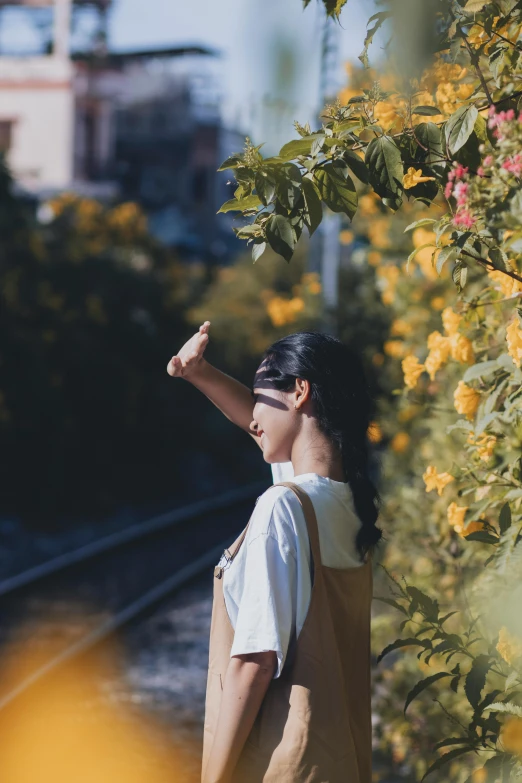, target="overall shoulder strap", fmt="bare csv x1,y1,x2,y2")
272,481,322,569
